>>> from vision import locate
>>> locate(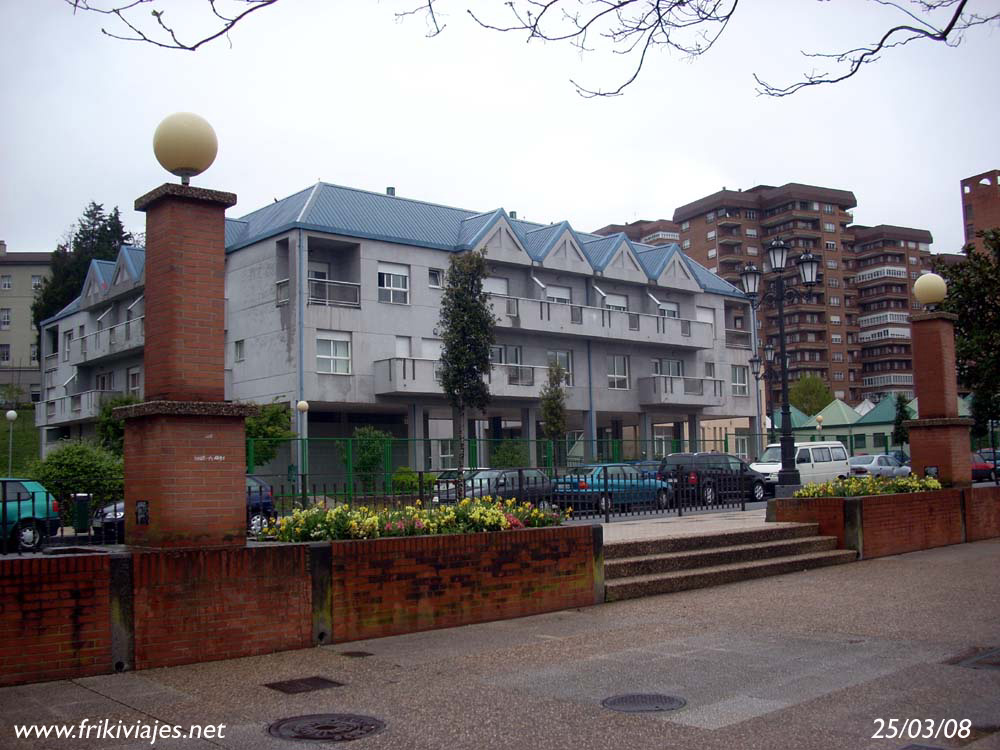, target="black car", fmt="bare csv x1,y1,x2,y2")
92,477,277,541
657,452,766,505
434,468,554,506
627,460,663,479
